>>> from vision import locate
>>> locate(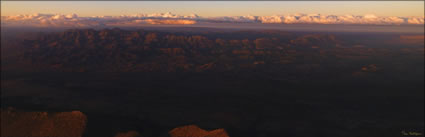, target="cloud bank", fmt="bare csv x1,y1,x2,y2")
2,12,424,27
